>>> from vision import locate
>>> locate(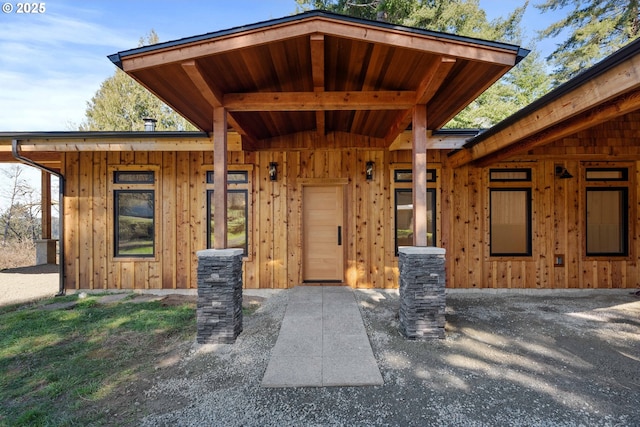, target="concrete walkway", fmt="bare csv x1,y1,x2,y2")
261,286,383,387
